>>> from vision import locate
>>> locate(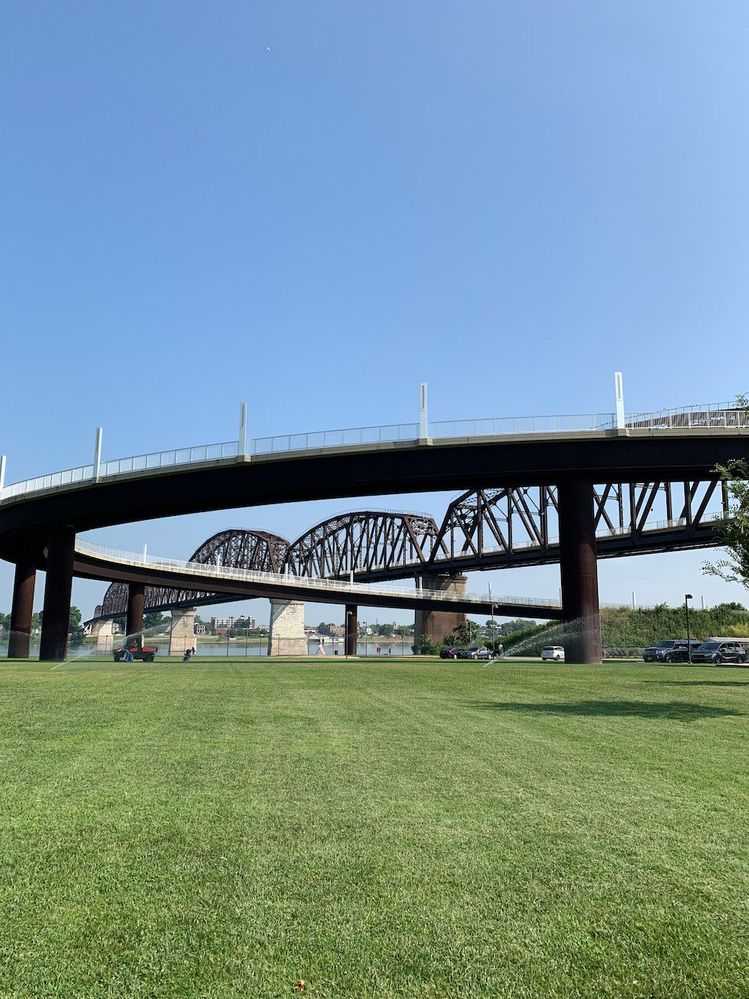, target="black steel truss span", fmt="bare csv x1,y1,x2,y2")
284,511,444,578
97,479,728,619
98,529,289,617
420,479,728,577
